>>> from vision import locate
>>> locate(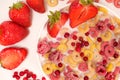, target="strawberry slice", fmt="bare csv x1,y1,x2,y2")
69,0,98,28
47,11,69,38
0,47,28,70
